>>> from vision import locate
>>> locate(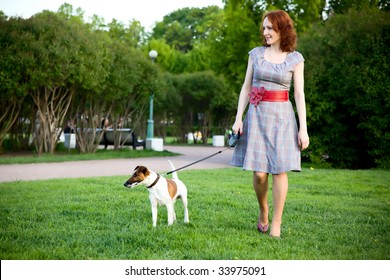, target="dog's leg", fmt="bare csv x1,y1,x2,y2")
166,203,175,226
150,197,158,227
182,194,189,224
